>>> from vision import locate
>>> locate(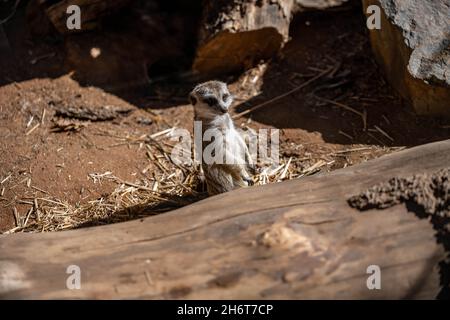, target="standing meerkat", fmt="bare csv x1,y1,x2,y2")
189,80,254,195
